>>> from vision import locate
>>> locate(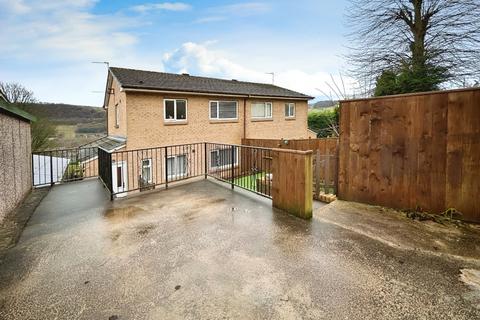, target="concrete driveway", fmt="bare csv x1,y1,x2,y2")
0,179,479,319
